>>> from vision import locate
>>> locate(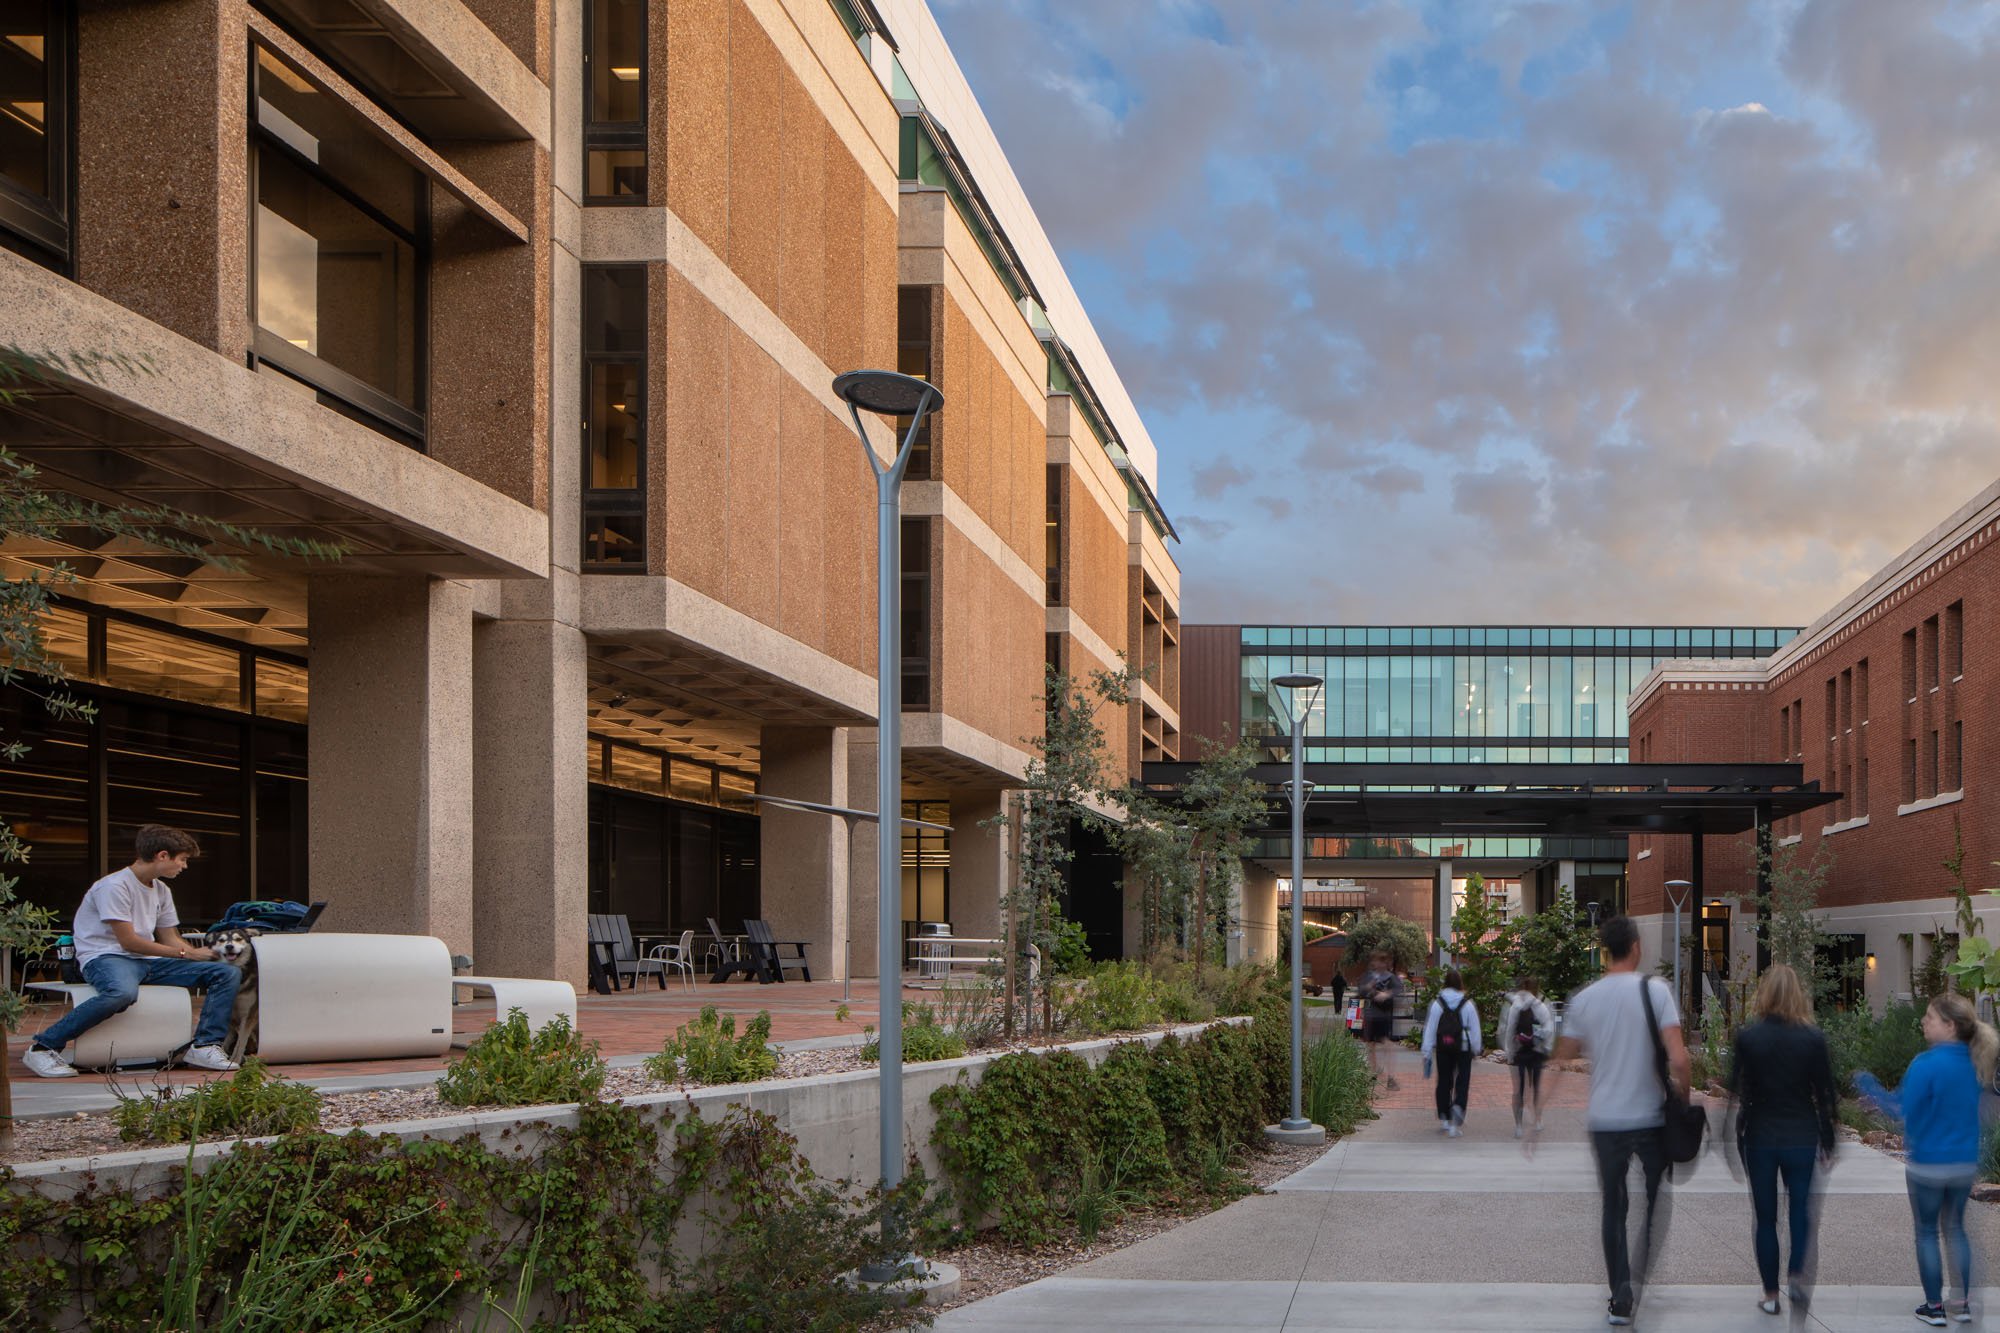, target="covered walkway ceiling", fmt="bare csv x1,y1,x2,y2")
1136,762,1840,840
